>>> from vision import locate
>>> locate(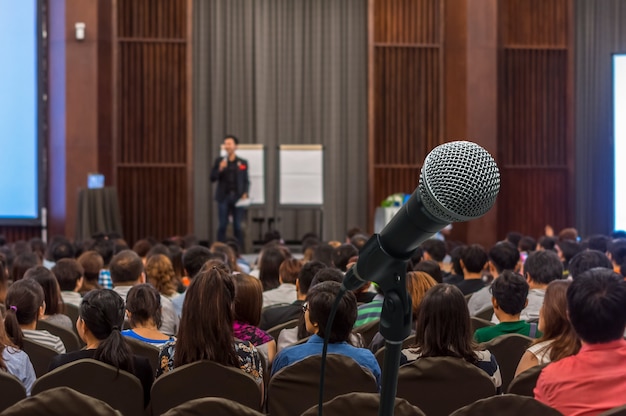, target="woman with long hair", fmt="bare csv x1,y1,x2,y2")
515,280,580,376
233,273,276,364
4,279,66,354
145,254,179,299
0,315,35,395
49,289,154,406
402,284,502,392
122,284,174,348
24,266,73,330
157,264,263,389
